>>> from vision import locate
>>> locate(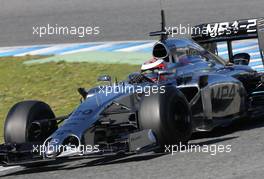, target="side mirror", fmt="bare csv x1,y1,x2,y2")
97,75,111,84
232,53,250,65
